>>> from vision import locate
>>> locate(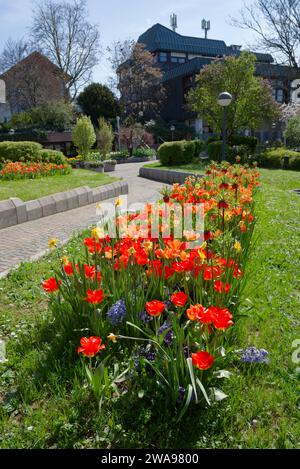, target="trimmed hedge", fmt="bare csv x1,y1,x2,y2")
0,141,66,165
0,141,42,162
207,141,224,162
260,148,300,169
158,140,203,166
229,135,258,153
